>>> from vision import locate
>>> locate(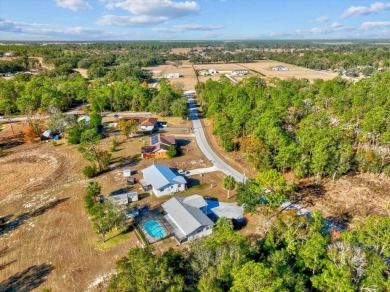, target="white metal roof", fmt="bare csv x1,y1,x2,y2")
141,164,186,190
